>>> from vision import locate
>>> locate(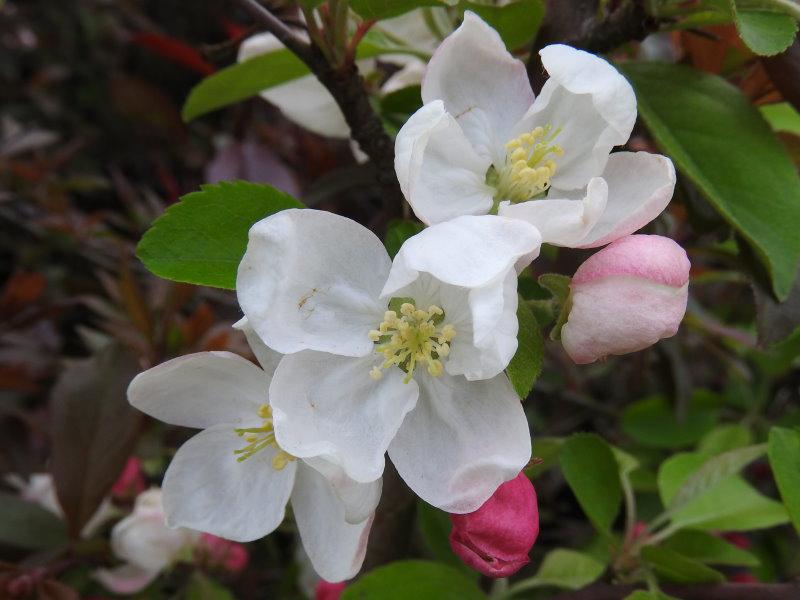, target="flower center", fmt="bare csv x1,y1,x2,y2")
368,300,456,384
492,125,564,203
233,404,295,470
